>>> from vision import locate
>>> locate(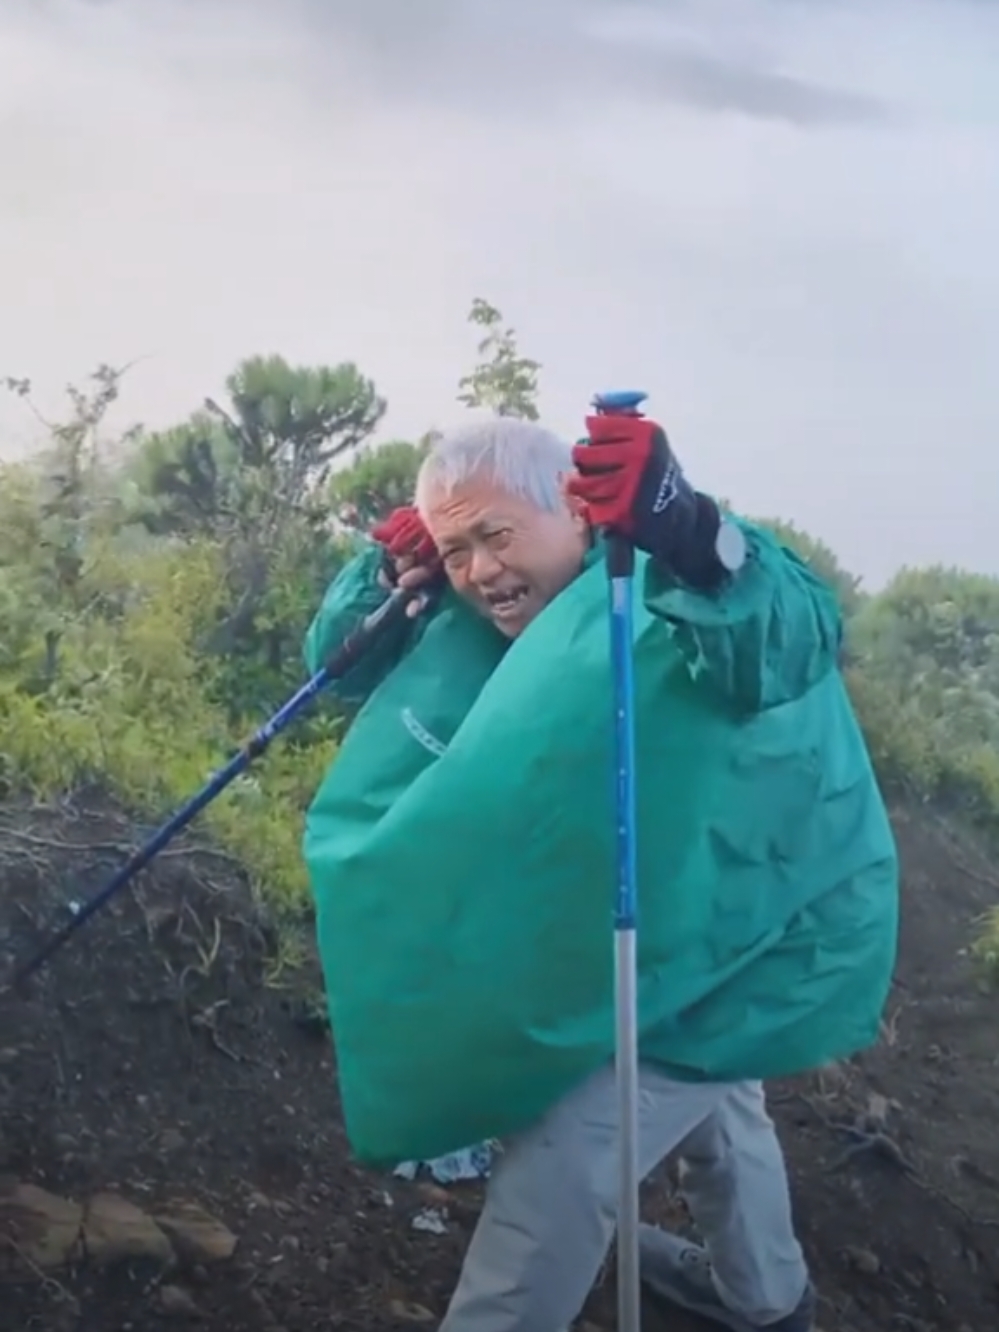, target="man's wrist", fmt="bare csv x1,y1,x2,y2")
655,495,747,591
